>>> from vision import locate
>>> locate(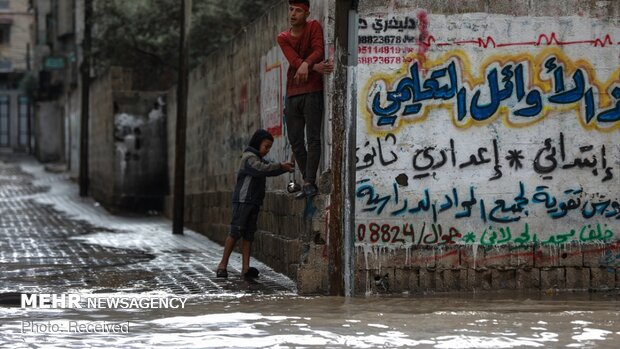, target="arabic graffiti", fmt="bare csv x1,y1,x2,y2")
359,17,418,33
365,49,620,131
600,249,620,270
356,133,614,183
358,16,420,45
356,221,616,246
356,180,620,223
356,133,399,170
